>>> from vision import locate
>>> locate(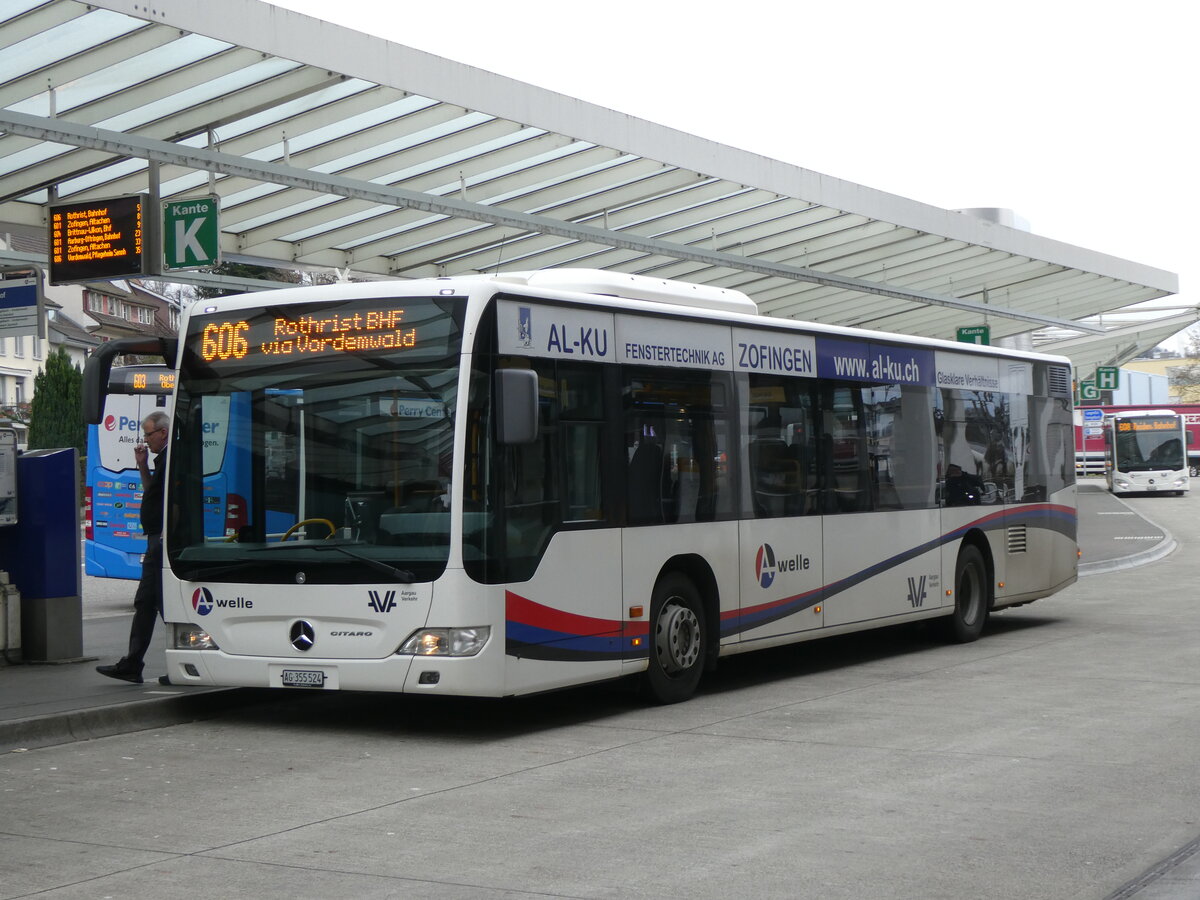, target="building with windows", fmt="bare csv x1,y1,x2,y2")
75,280,179,344
1123,357,1200,403
0,236,177,428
